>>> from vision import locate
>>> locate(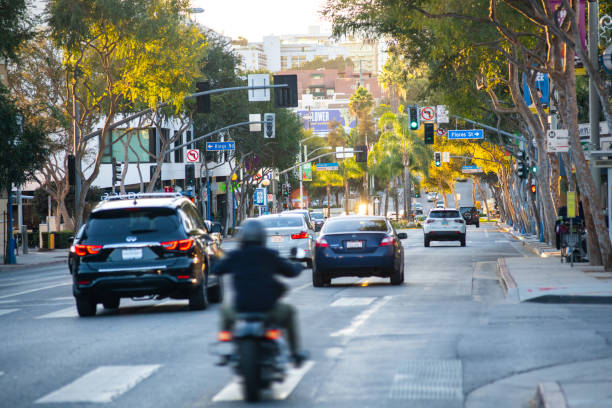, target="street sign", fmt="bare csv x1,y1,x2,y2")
436,127,447,136
254,188,267,206
335,146,354,159
247,74,270,102
420,106,436,122
462,165,483,174
448,129,484,140
249,114,261,131
315,162,339,171
442,152,450,163
436,105,449,124
206,141,235,151
547,129,569,153
302,163,312,181
186,149,200,162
